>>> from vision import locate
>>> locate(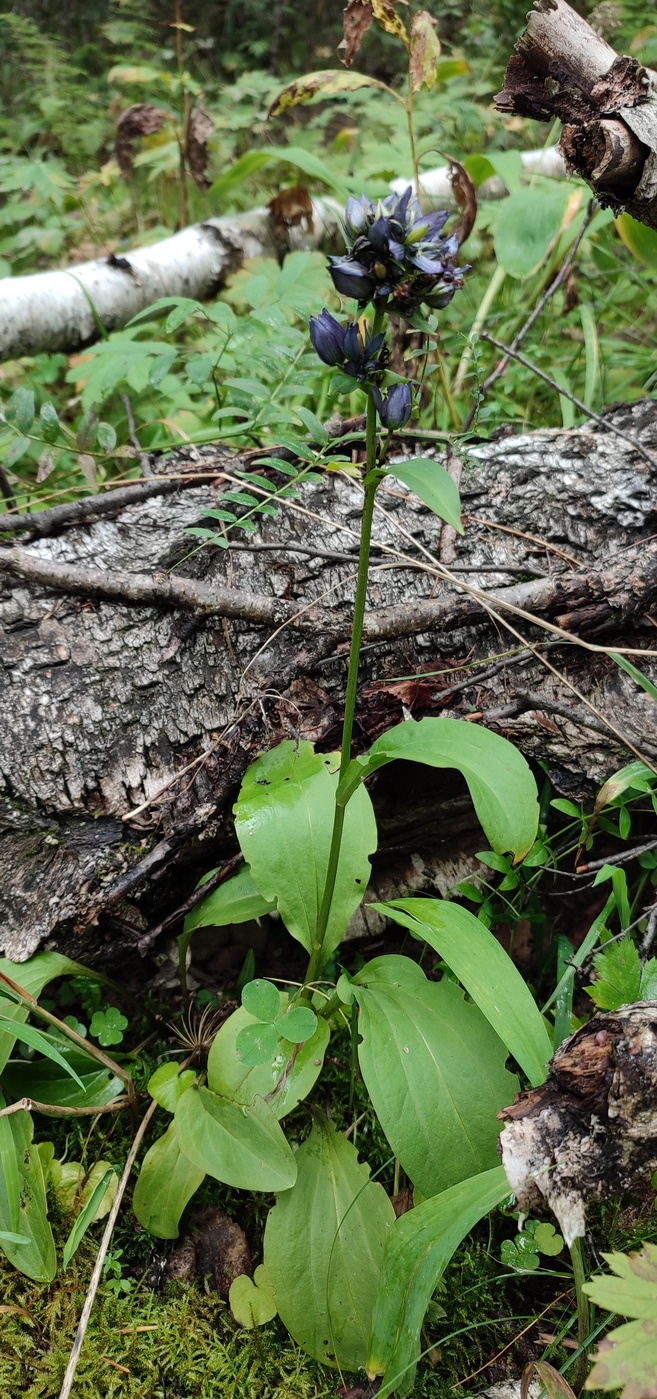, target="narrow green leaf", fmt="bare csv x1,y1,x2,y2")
175,1084,297,1192
234,741,377,961
386,459,462,531
264,1113,395,1370
367,1166,509,1396
610,651,657,704
0,1108,56,1282
133,1120,205,1239
377,899,552,1086
353,959,518,1195
0,1017,86,1088
342,717,538,860
63,1169,113,1269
